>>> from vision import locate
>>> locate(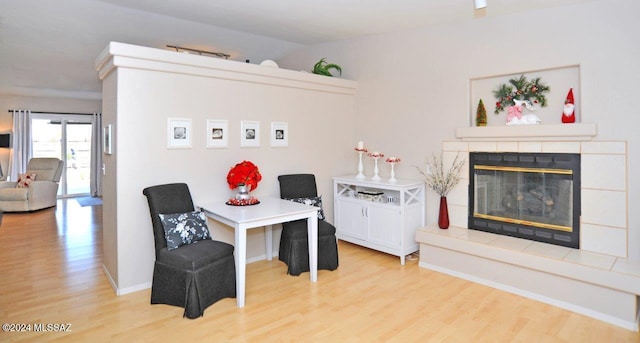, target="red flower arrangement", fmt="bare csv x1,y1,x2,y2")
227,161,262,191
